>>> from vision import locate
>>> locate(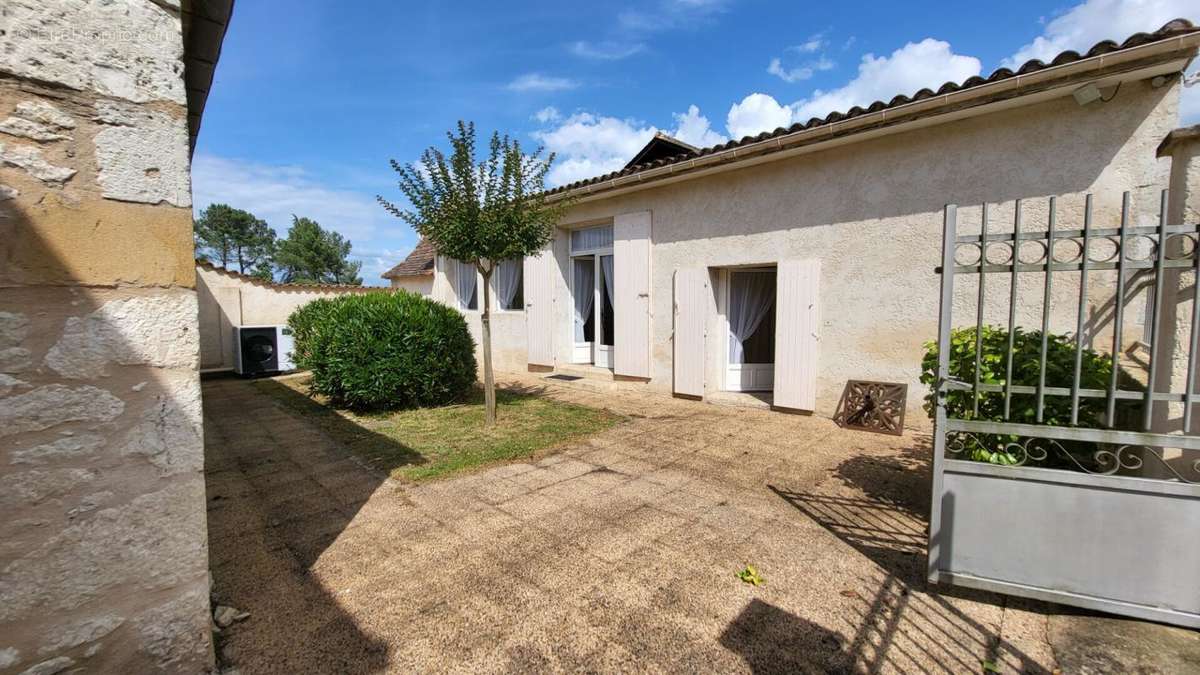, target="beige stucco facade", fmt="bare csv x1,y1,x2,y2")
435,75,1187,424
197,263,380,371
388,274,434,296
0,1,218,672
